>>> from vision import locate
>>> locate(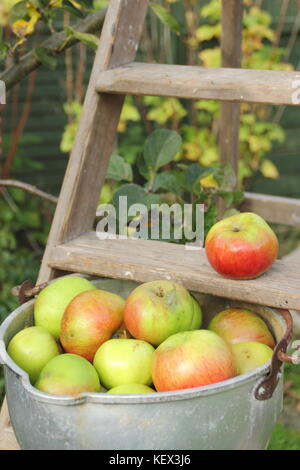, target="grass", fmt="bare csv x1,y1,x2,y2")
268,423,300,450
